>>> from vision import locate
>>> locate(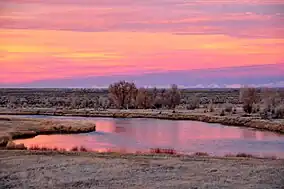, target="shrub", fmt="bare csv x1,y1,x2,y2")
0,136,10,147
252,104,260,113
29,145,66,151
6,141,27,150
59,148,66,152
260,108,271,120
274,105,284,119
262,88,281,111
153,96,164,109
79,146,88,152
240,87,259,113
150,148,177,155
40,147,49,151
167,84,181,109
15,143,27,150
235,153,255,158
29,145,41,150
243,103,253,114
224,103,233,113
220,110,225,116
71,146,79,151
271,108,275,114
193,152,209,156
224,153,235,157
225,153,257,158
208,103,214,112
186,96,200,110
